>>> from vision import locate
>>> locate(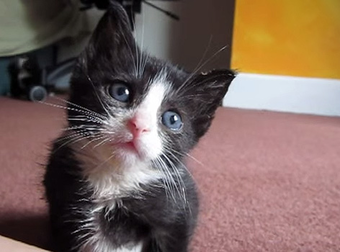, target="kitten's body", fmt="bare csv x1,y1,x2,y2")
46,140,197,252
44,2,235,252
